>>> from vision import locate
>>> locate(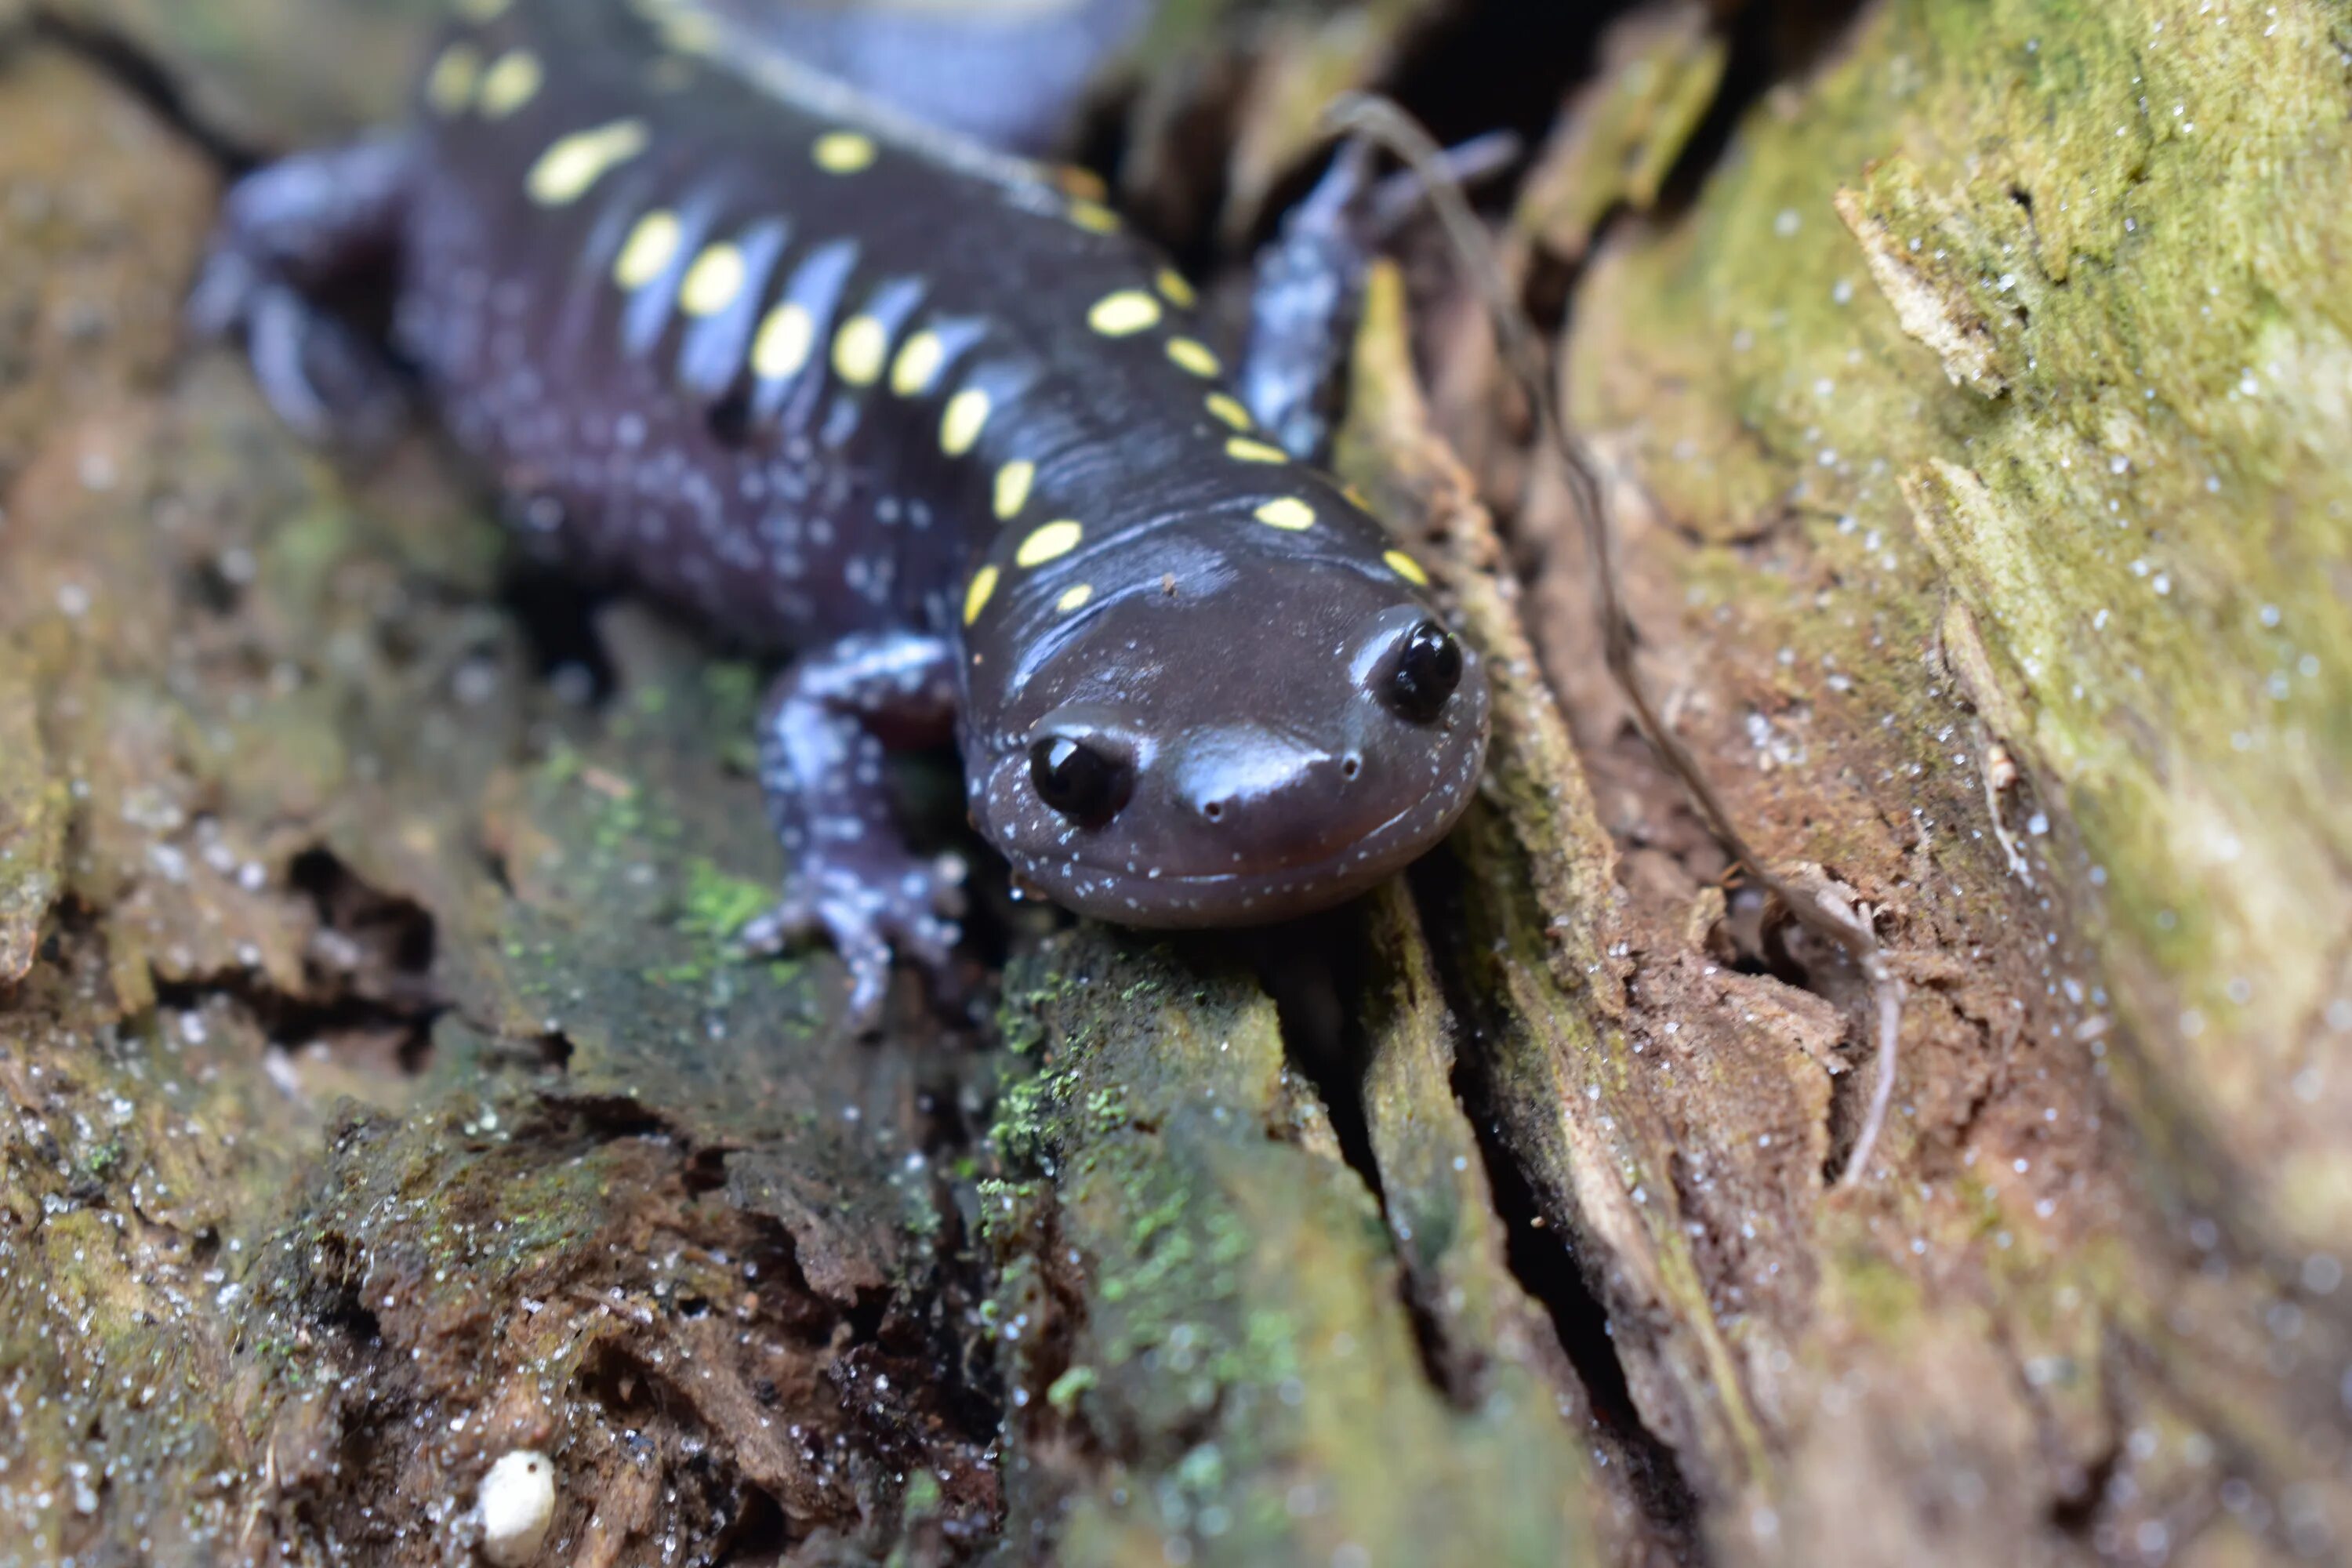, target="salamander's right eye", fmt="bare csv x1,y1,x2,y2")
1029,736,1131,827
1384,619,1463,724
